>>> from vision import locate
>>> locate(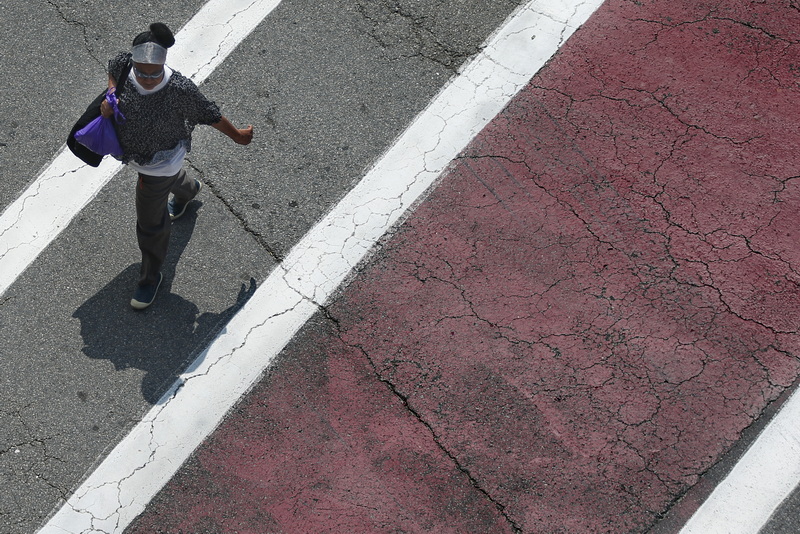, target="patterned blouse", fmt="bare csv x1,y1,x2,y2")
108,52,222,166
